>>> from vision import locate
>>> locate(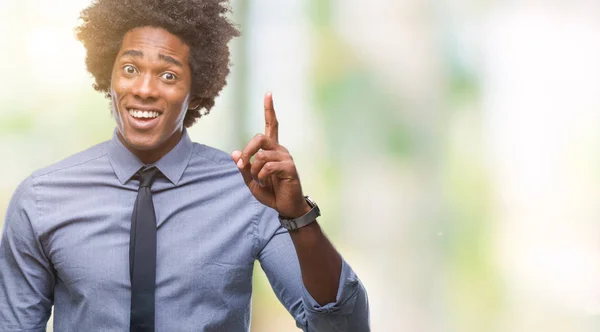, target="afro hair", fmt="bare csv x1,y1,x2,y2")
76,0,240,127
